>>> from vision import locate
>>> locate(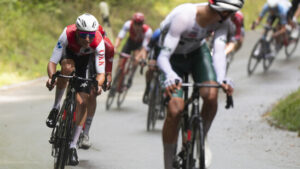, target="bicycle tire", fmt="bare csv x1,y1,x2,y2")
151,79,162,129
247,40,263,76
285,30,300,59
117,68,132,108
54,115,67,169
106,70,121,110
263,56,274,71
194,120,205,169
54,101,75,169
146,77,157,131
